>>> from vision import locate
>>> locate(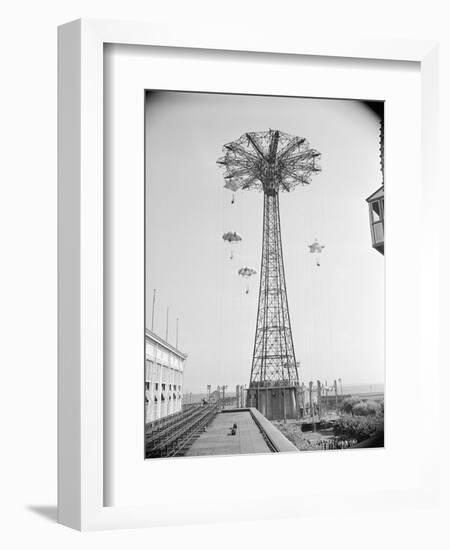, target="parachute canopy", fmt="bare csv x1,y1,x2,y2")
308,239,325,254
238,266,257,278
222,231,242,244
224,180,240,192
